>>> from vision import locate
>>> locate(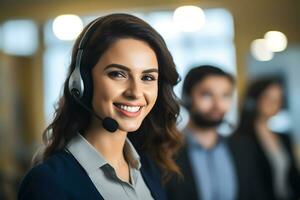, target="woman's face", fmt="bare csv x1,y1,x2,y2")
257,84,283,119
91,38,159,132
